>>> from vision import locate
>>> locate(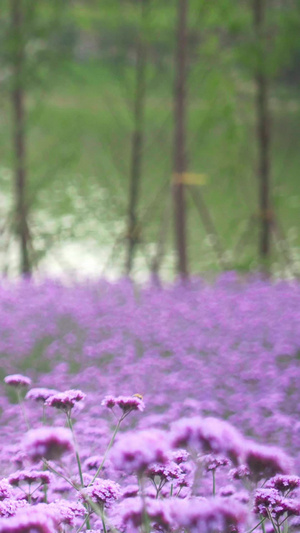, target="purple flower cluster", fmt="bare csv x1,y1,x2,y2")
102,394,145,413
25,388,58,403
23,427,74,461
45,390,85,413
8,470,51,487
1,278,300,532
171,416,245,464
110,429,170,473
4,375,31,388
81,479,121,508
